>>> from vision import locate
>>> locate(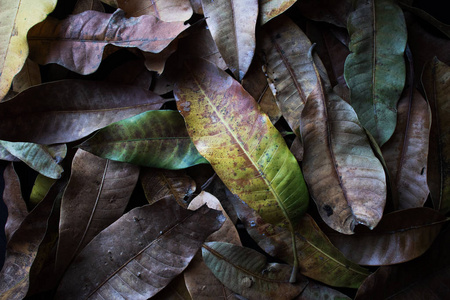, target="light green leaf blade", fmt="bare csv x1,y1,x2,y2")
344,0,407,146
79,110,208,170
